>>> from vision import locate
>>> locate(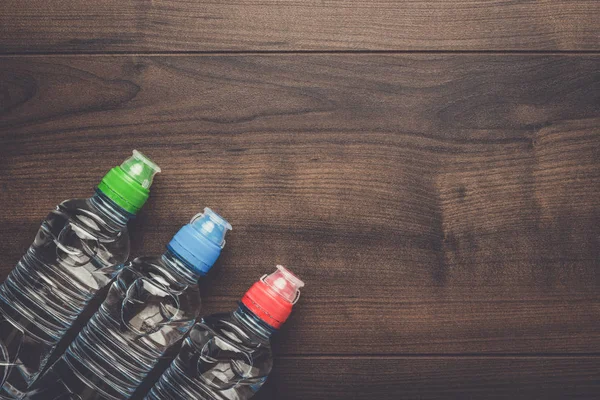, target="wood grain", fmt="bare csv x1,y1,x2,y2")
1,55,598,358
0,1,599,53
252,356,600,399
2,0,599,396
